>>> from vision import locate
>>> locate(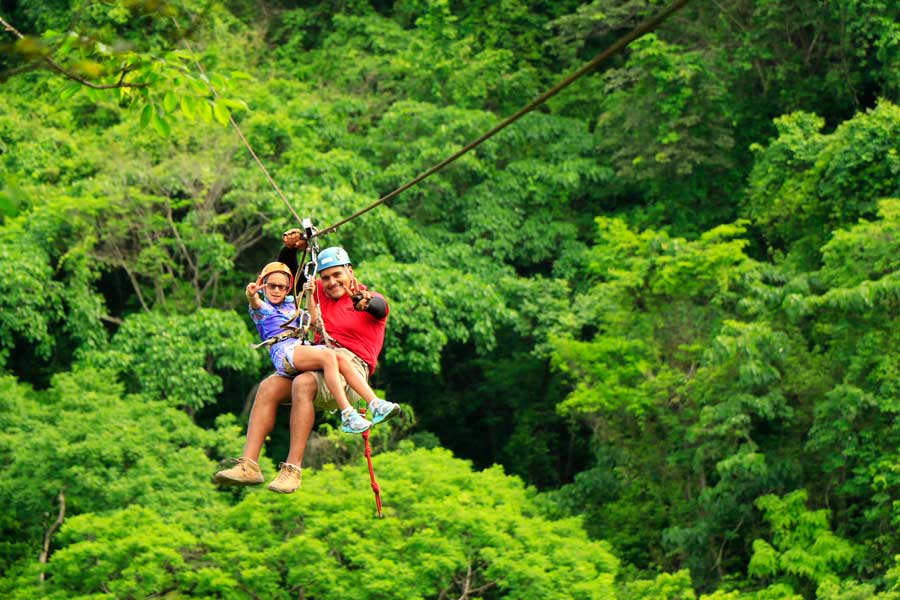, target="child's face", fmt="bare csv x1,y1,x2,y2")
264,273,291,304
